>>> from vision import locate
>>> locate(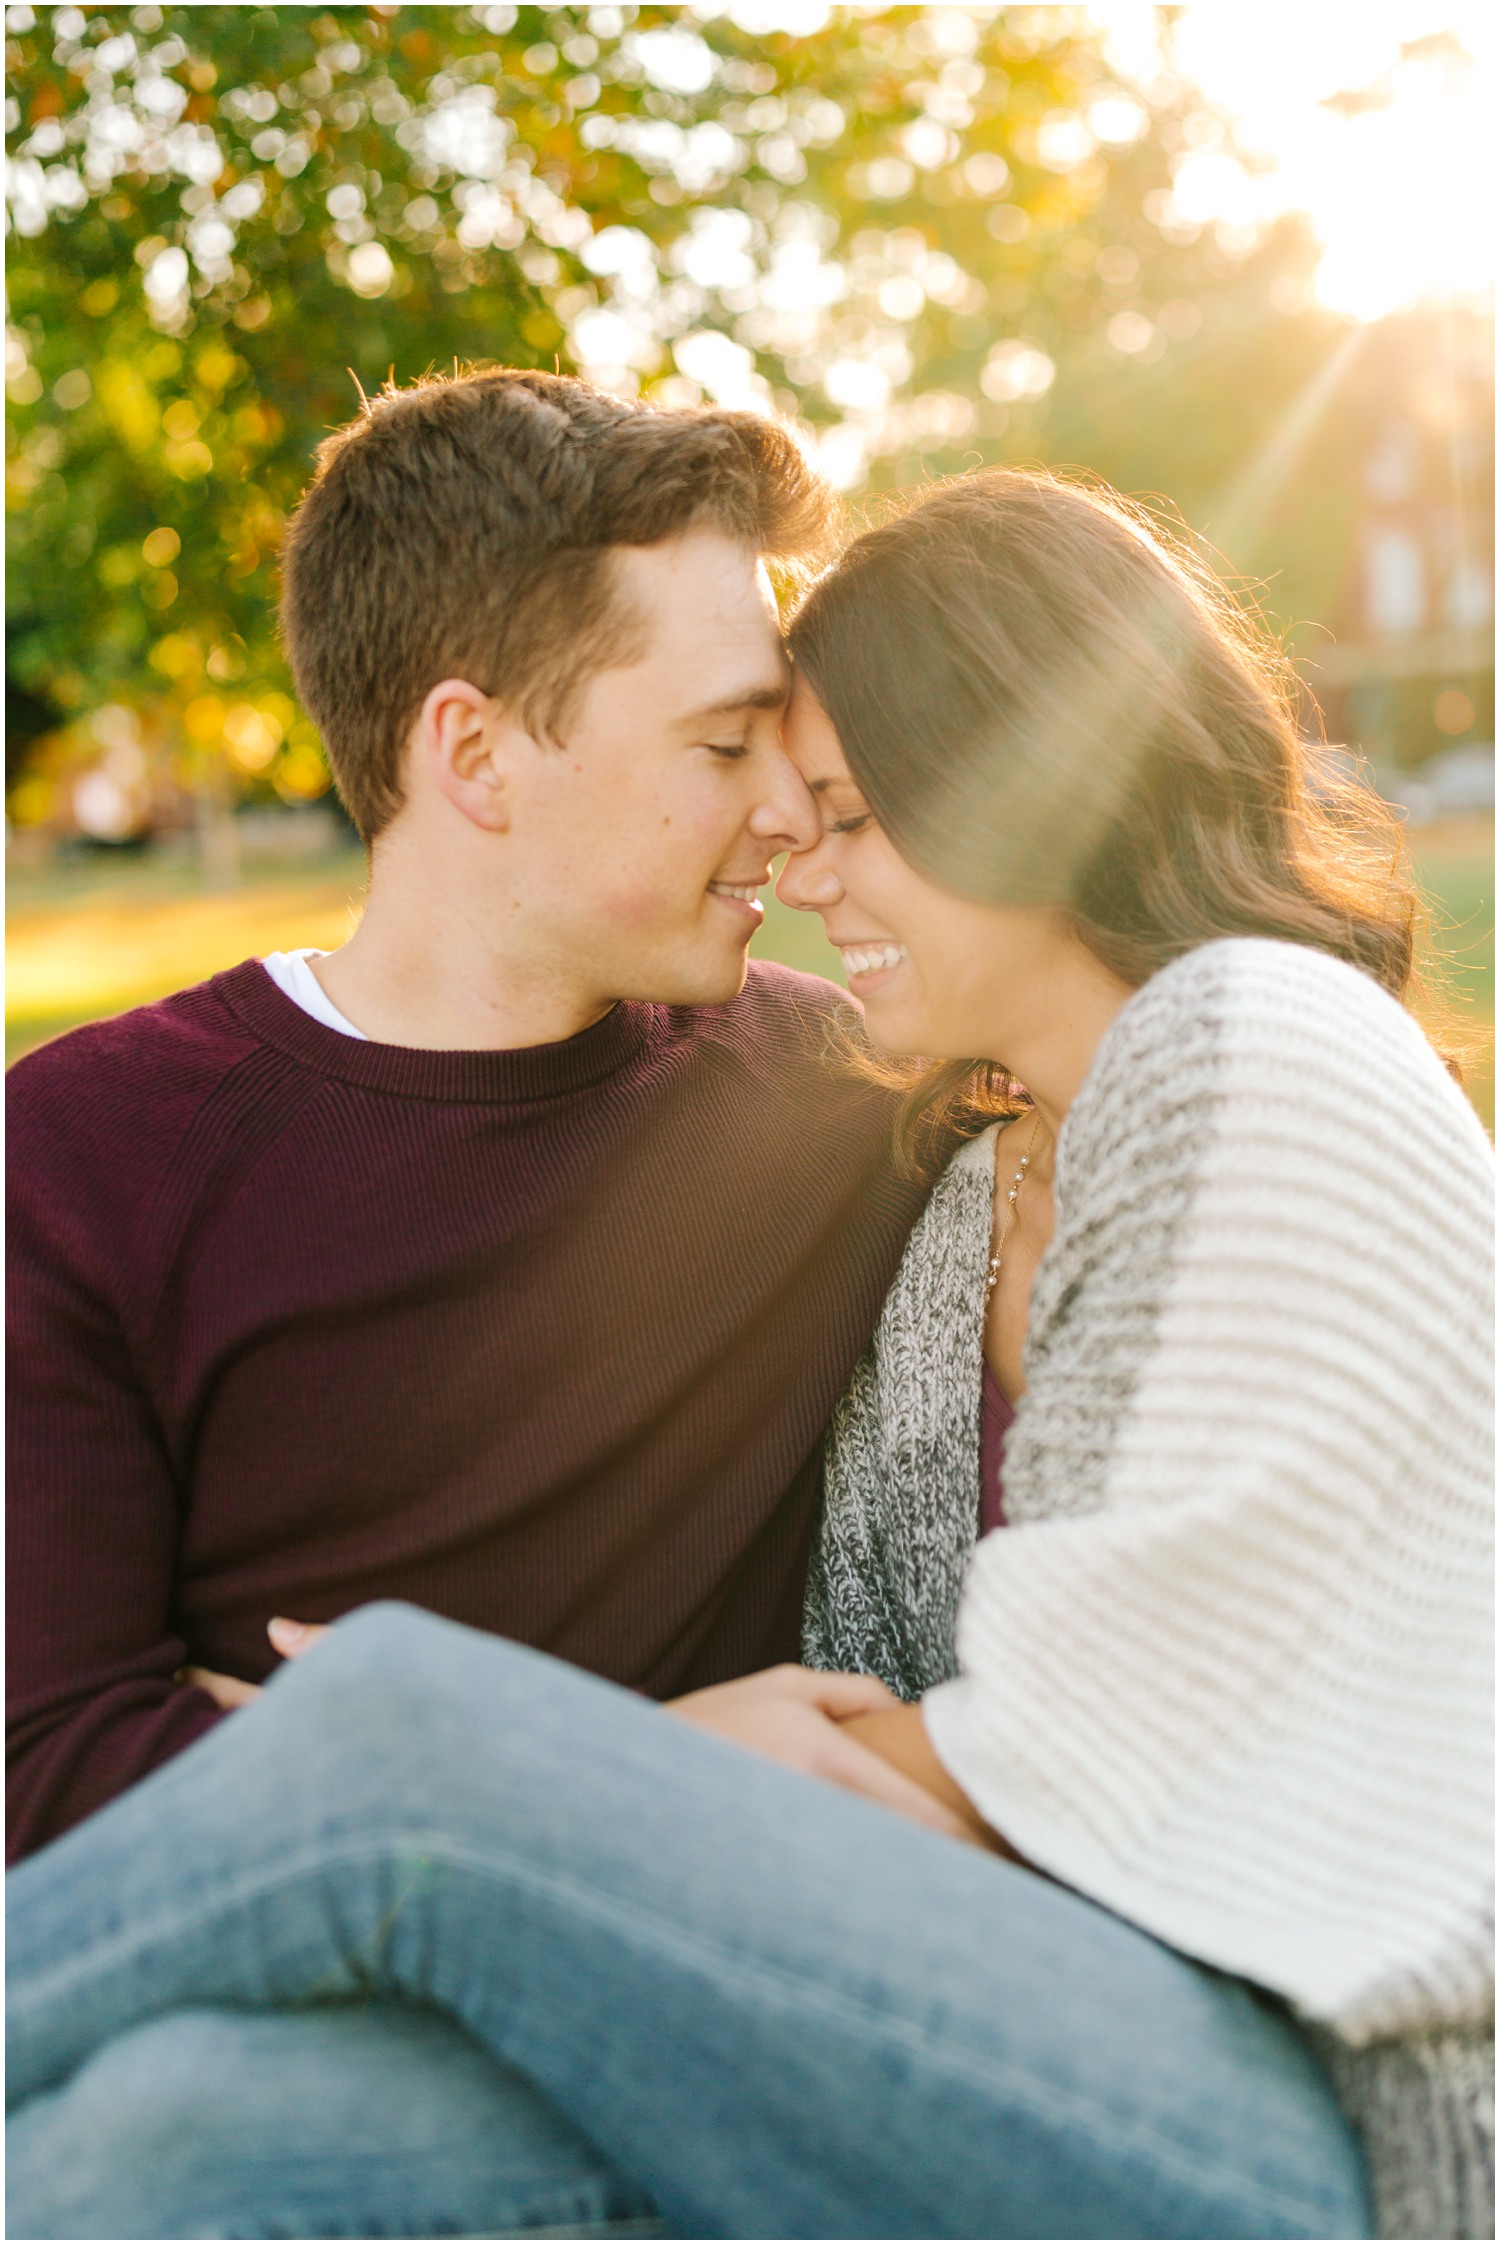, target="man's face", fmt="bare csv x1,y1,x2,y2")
504,526,817,1008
